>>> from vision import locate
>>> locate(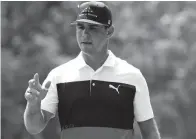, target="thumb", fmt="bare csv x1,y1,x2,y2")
43,81,51,92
